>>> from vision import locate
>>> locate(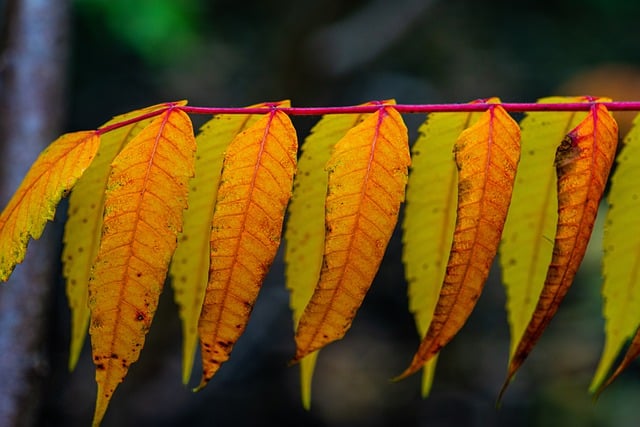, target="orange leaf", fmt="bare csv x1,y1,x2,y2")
293,105,410,361
64,102,176,371
197,106,297,388
500,103,618,396
284,104,374,408
403,98,499,396
170,104,267,385
88,108,196,426
397,105,521,380
0,131,100,281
